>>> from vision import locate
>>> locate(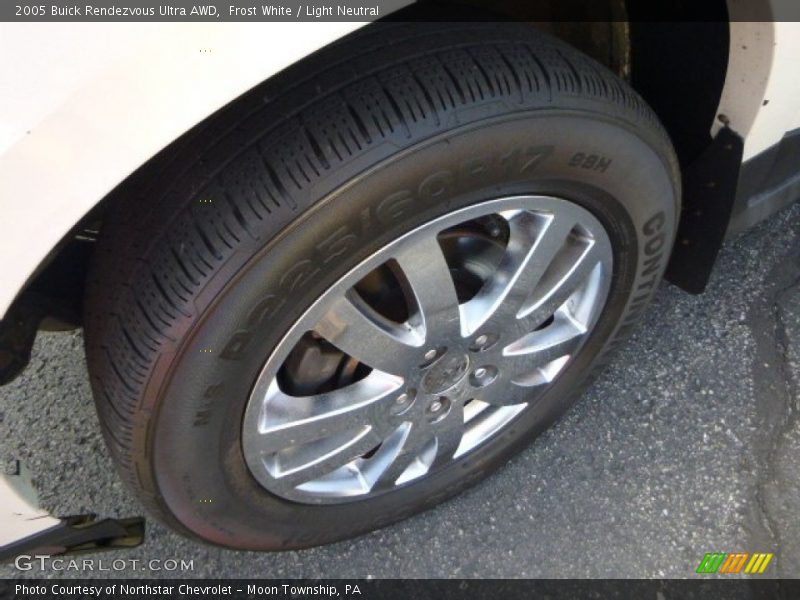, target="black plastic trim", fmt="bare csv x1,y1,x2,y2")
665,127,744,293
727,127,800,236
0,515,144,562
